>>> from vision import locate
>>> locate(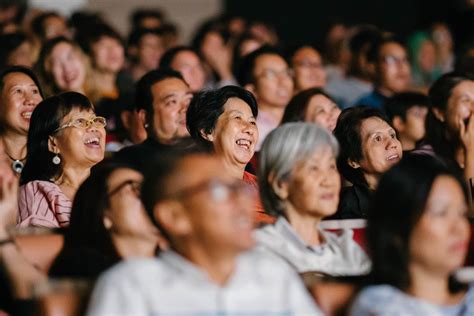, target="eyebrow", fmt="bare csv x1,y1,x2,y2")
227,109,255,118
